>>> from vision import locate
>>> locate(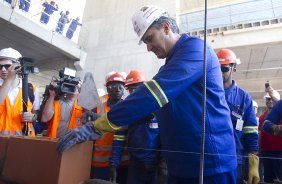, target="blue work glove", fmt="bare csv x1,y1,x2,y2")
57,121,101,153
